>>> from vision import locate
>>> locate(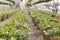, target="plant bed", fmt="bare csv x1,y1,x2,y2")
4,14,7,20
7,13,13,18
50,36,60,40
0,10,31,40
0,9,17,21
0,16,2,21
1,15,5,21
6,14,9,19
29,9,60,40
